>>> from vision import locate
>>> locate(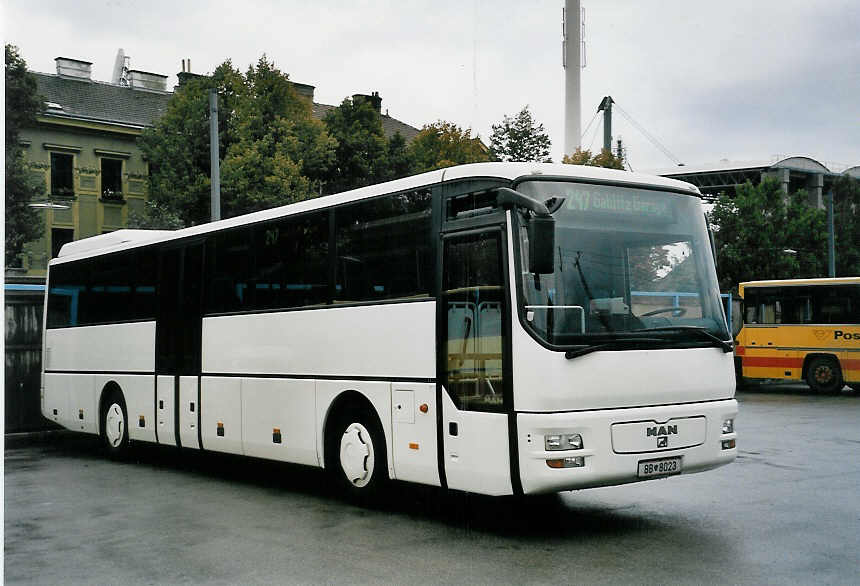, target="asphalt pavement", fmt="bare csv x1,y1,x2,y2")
5,384,860,585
